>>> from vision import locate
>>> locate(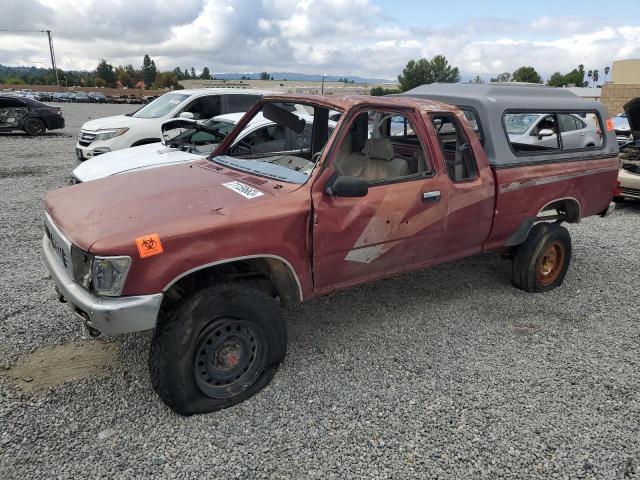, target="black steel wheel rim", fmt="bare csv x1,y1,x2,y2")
193,317,267,399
